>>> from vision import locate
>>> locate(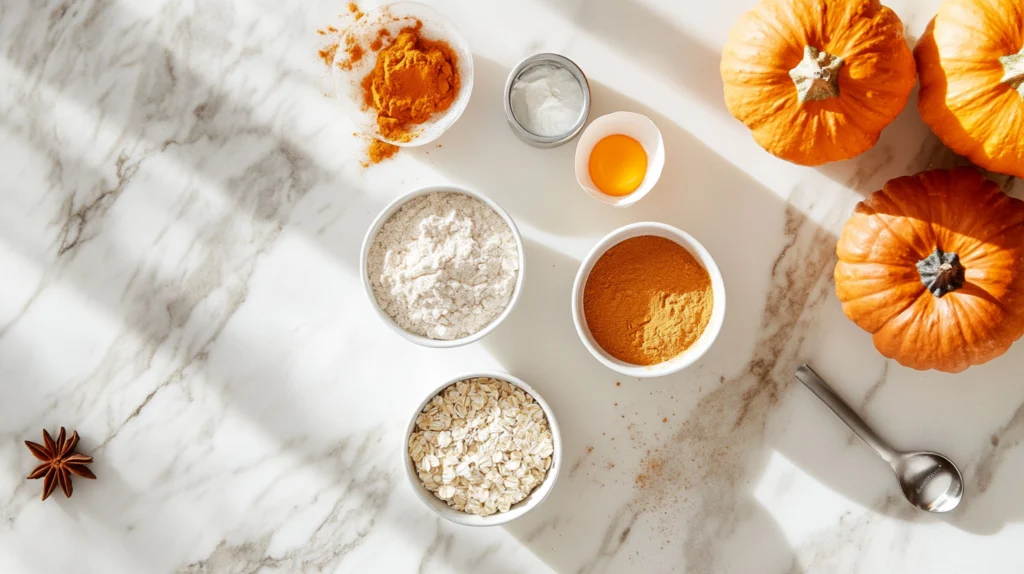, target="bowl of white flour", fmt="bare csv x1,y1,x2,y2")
361,186,525,347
